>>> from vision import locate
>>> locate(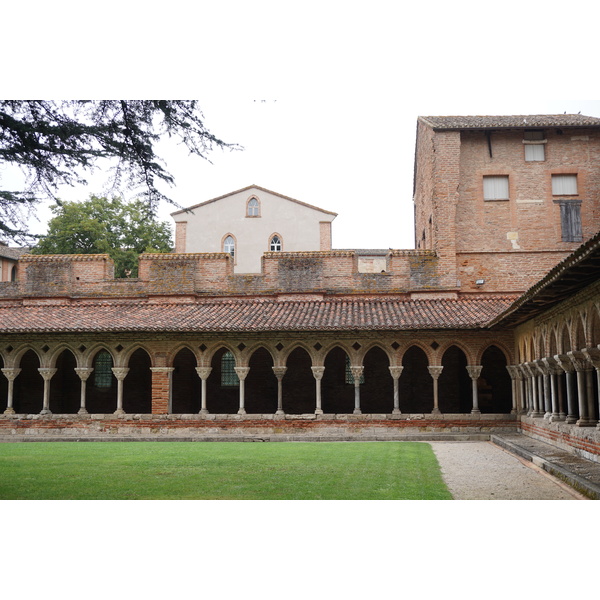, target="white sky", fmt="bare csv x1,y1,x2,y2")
3,0,600,592
3,1,600,250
